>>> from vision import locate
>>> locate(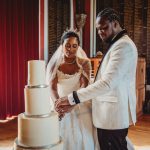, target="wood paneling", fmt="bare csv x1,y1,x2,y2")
90,58,101,78
90,57,146,118
136,58,146,88
136,58,146,117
